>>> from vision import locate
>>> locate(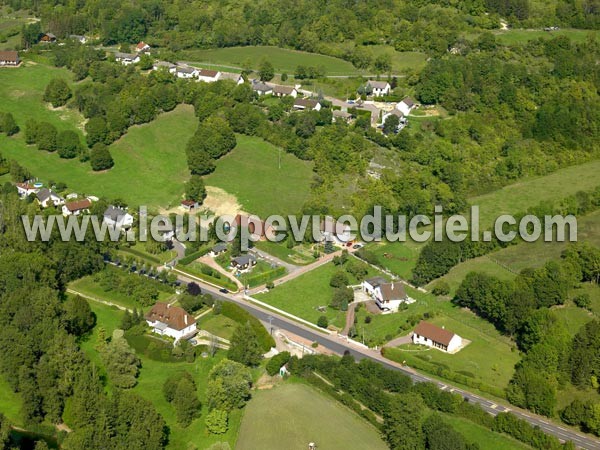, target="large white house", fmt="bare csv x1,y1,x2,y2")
362,277,412,312
412,321,463,353
176,65,198,79
197,69,221,83
145,302,197,341
103,205,134,230
293,98,322,111
219,72,245,85
16,182,39,198
272,85,298,98
62,198,92,216
114,52,140,65
397,97,416,116
367,80,391,97
36,188,64,208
